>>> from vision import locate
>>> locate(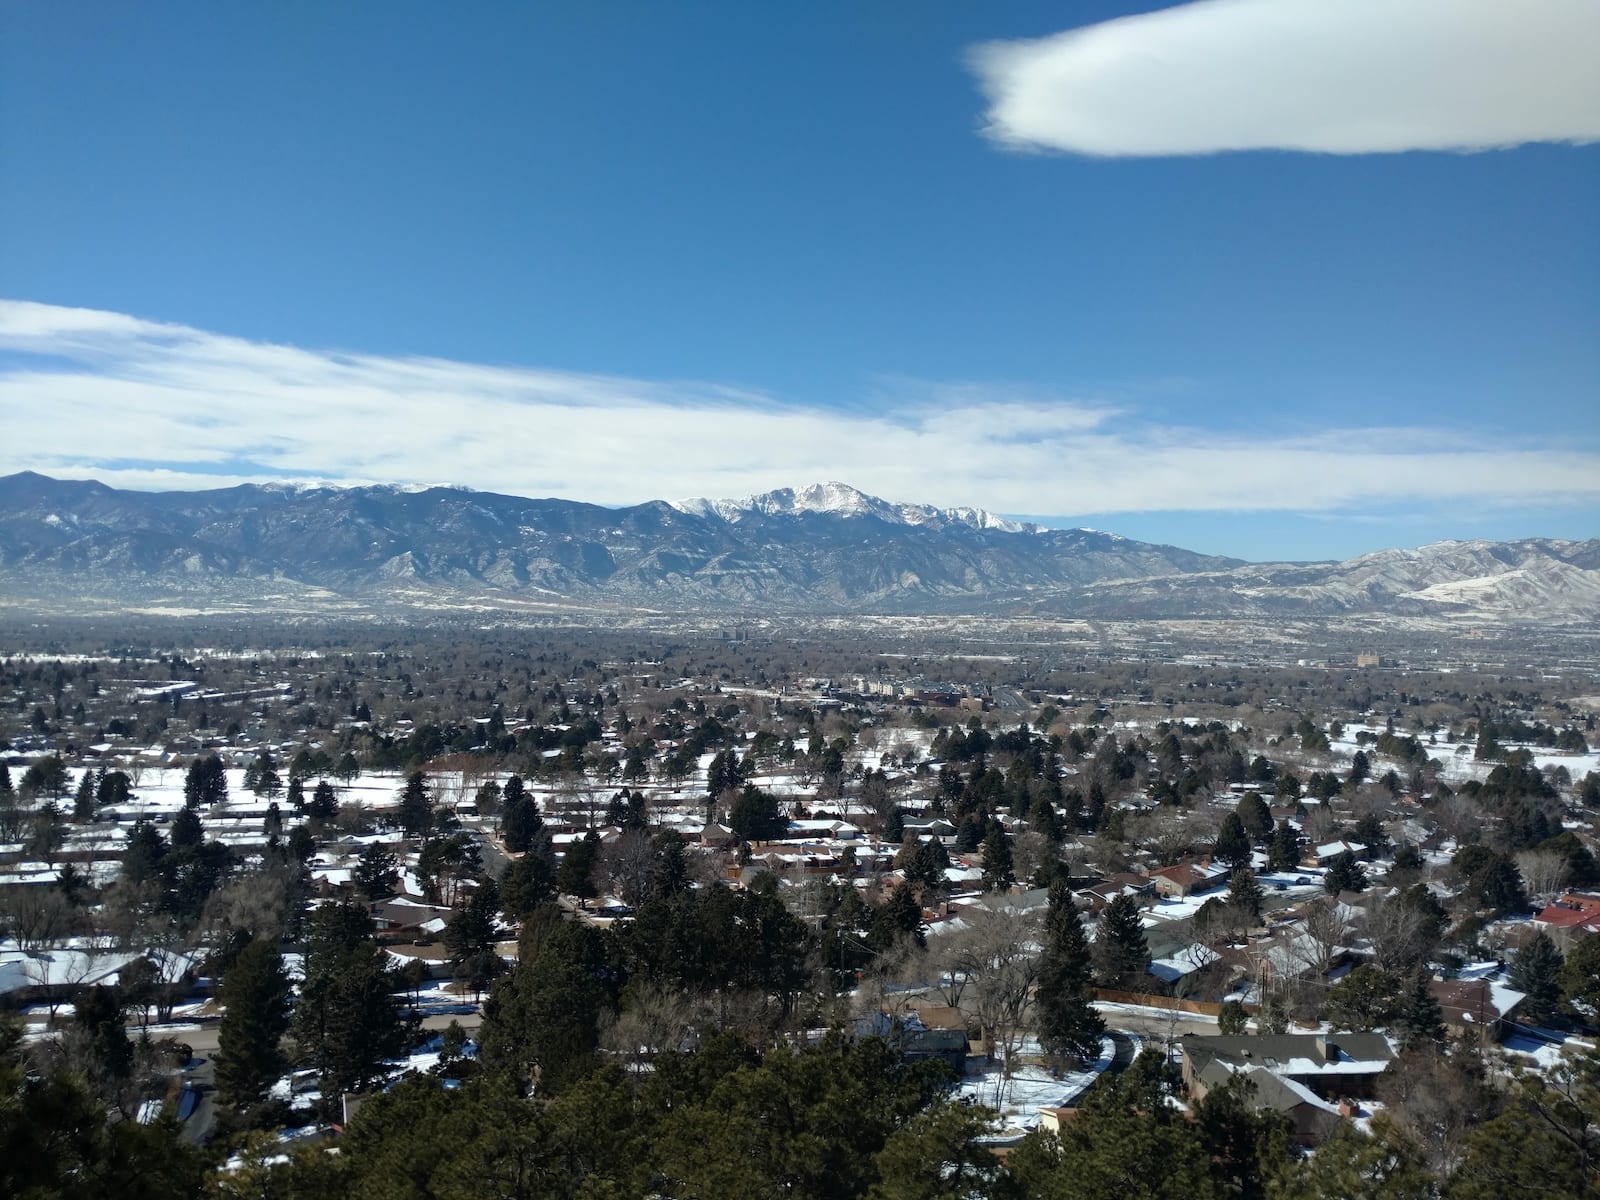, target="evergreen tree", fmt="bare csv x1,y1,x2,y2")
397,770,433,840
73,771,96,822
501,782,543,854
309,779,338,821
1510,931,1565,1023
1214,812,1253,873
1396,971,1445,1048
444,878,501,970
1095,894,1151,988
0,762,11,801
556,830,600,905
1268,820,1303,872
245,750,281,799
1473,854,1528,914
1275,1115,1433,1200
72,984,133,1090
500,840,558,918
96,769,131,809
727,783,784,842
1006,1056,1214,1200
215,938,292,1110
292,902,416,1098
903,837,949,892
121,820,168,887
353,843,399,900
285,776,305,813
1323,850,1368,895
1036,882,1106,1063
480,916,613,1094
1236,790,1273,843
1325,965,1404,1032
1559,932,1600,1022
980,824,1014,892
1227,869,1265,925
868,881,925,950
169,805,203,849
